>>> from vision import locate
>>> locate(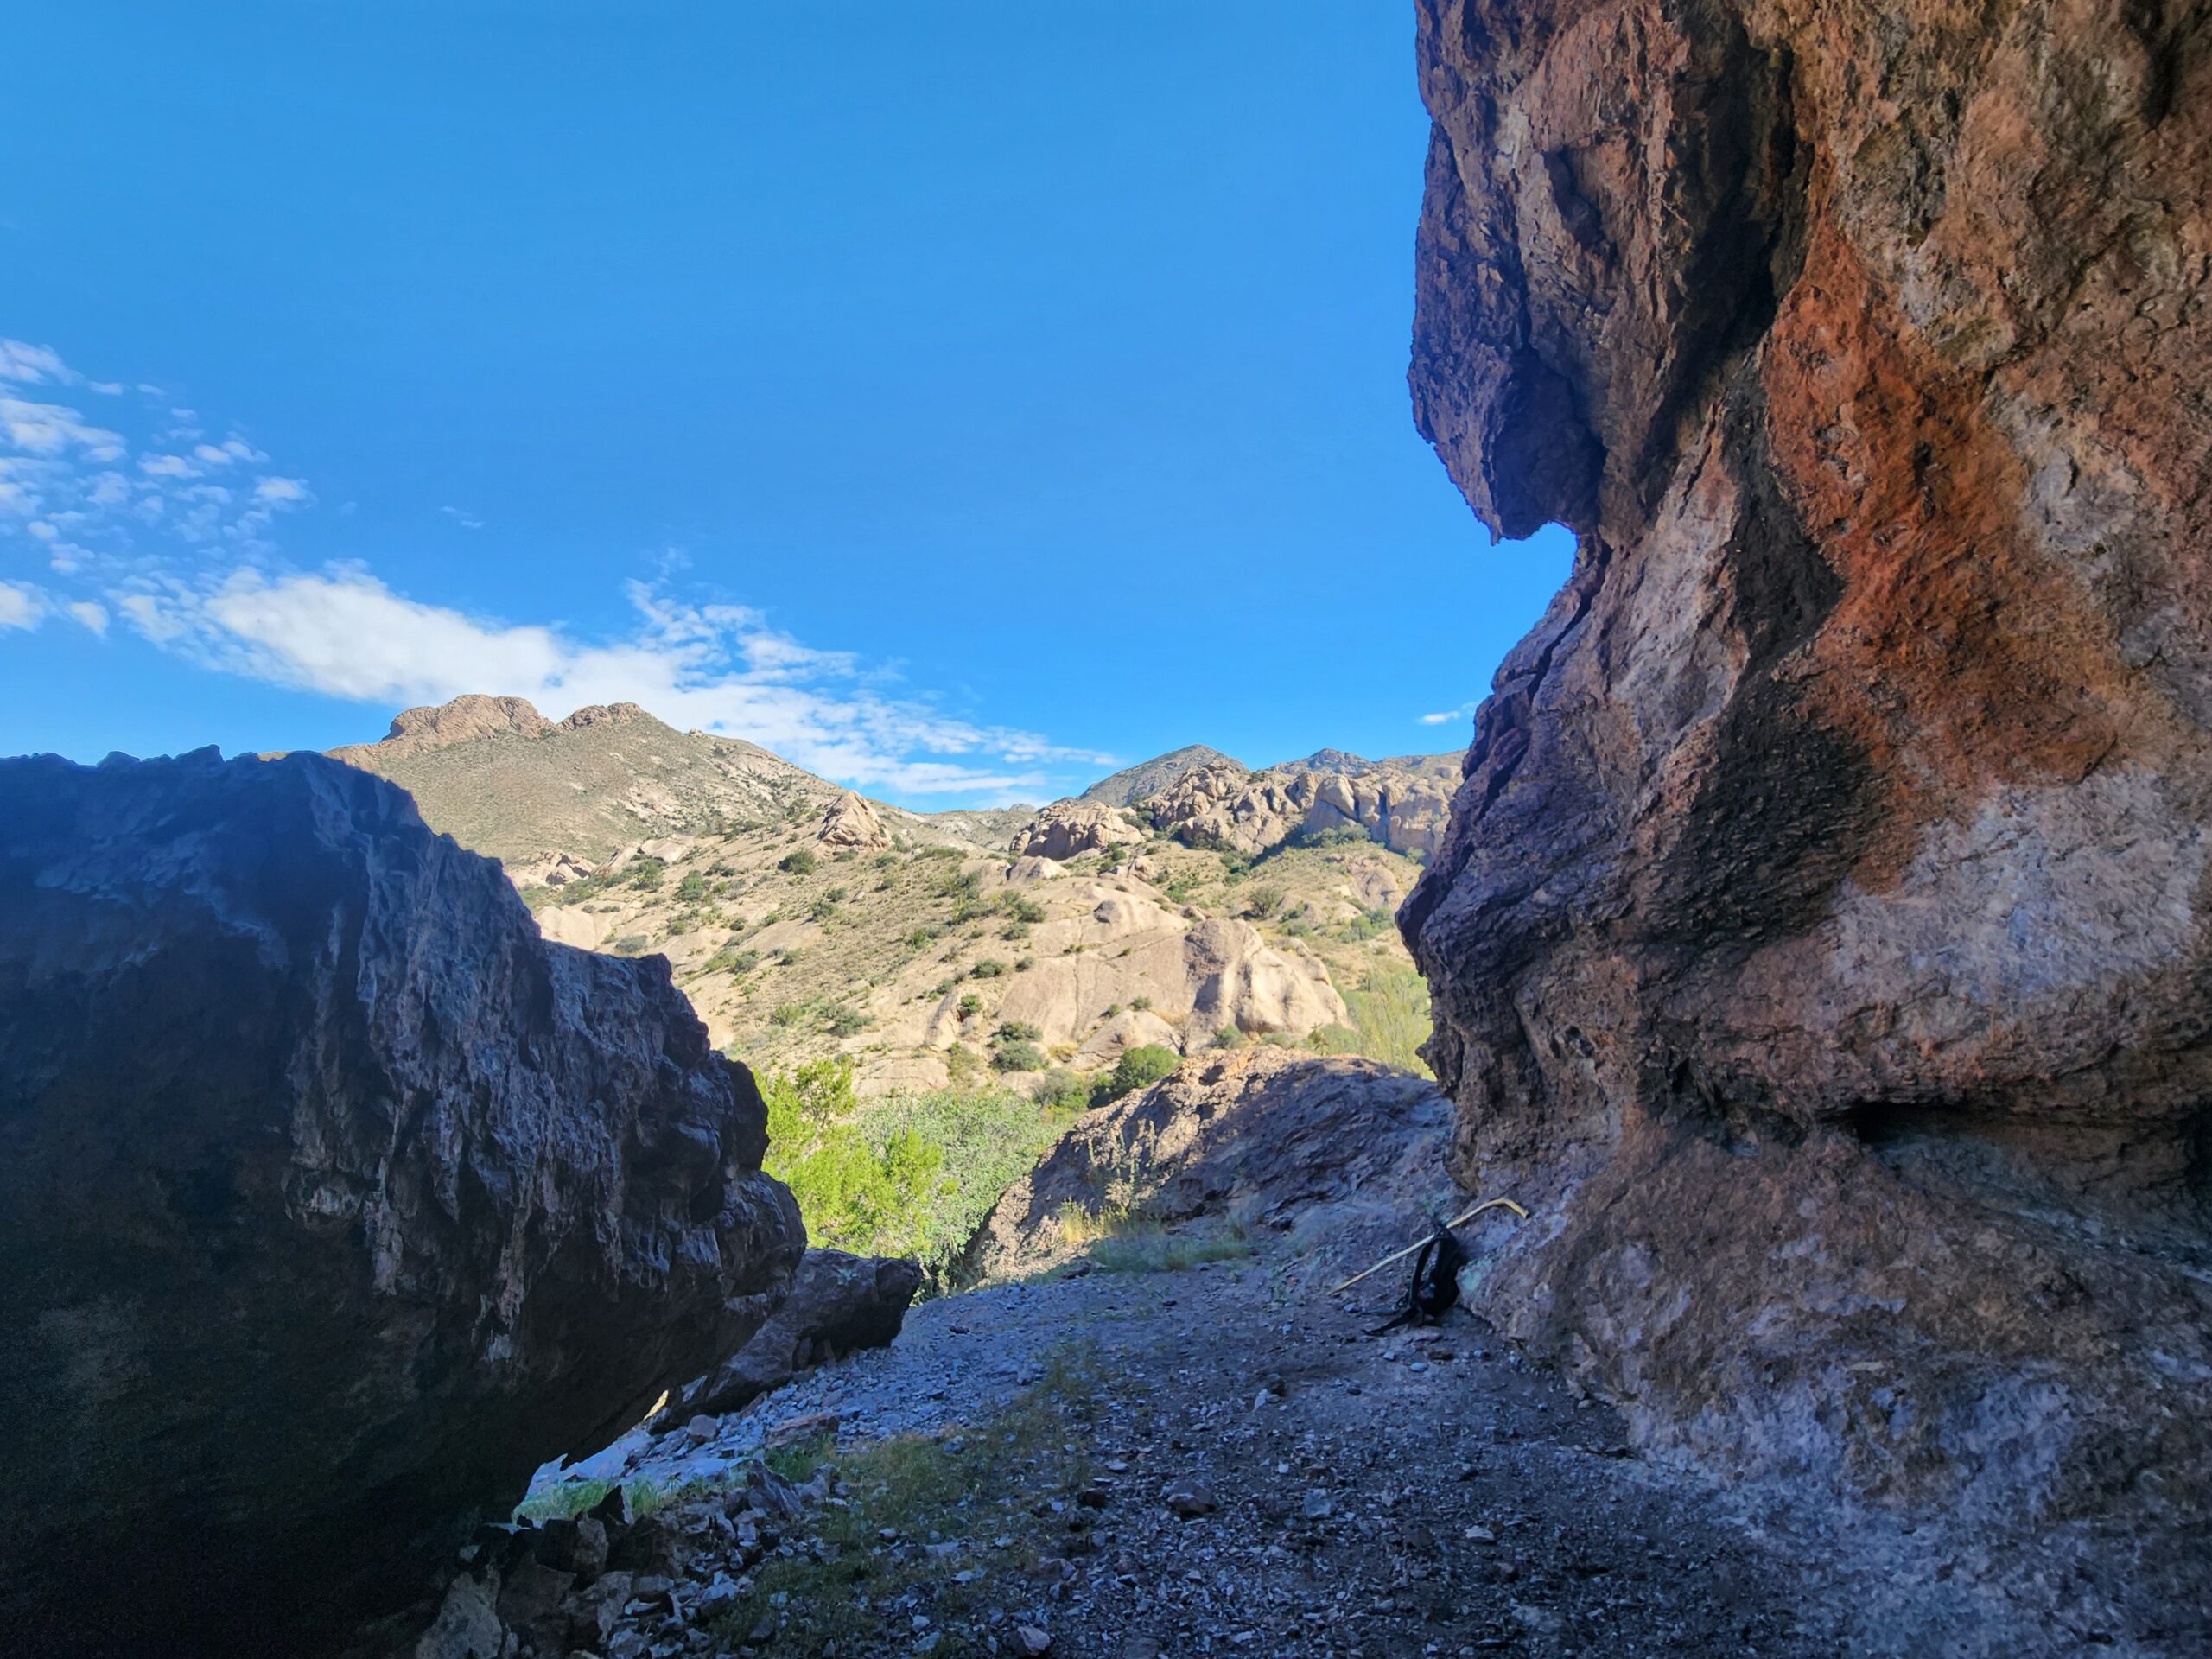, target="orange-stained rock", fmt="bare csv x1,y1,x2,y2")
1402,0,2212,1643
